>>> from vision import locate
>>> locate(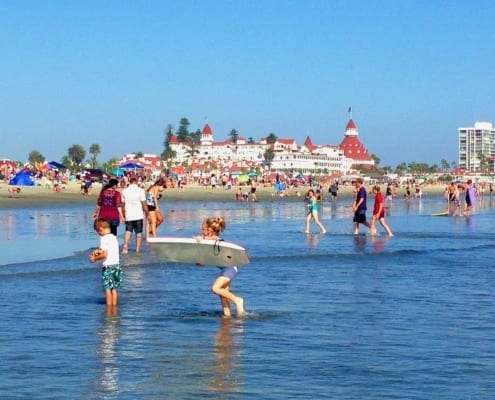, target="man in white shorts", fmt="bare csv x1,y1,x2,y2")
121,176,148,253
